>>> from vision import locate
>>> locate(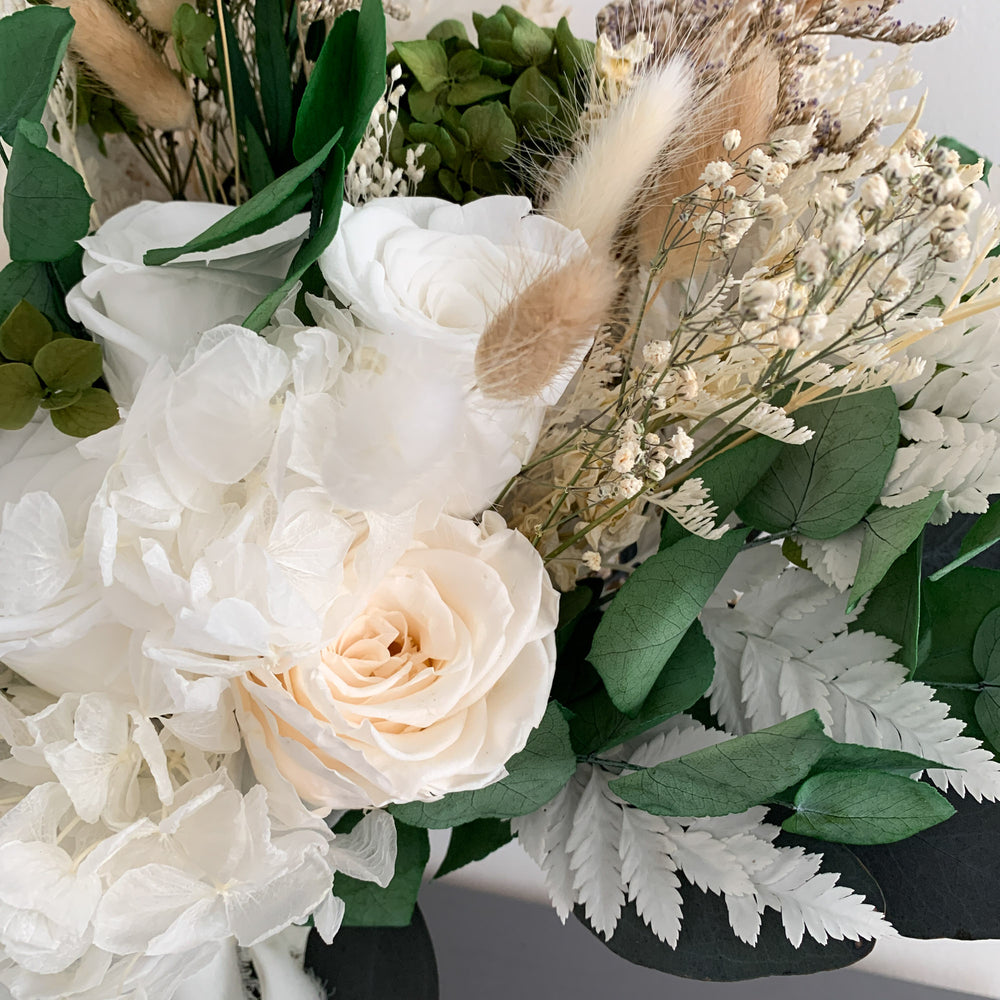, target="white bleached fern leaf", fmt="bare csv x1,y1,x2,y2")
512,716,892,948
701,547,1000,801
